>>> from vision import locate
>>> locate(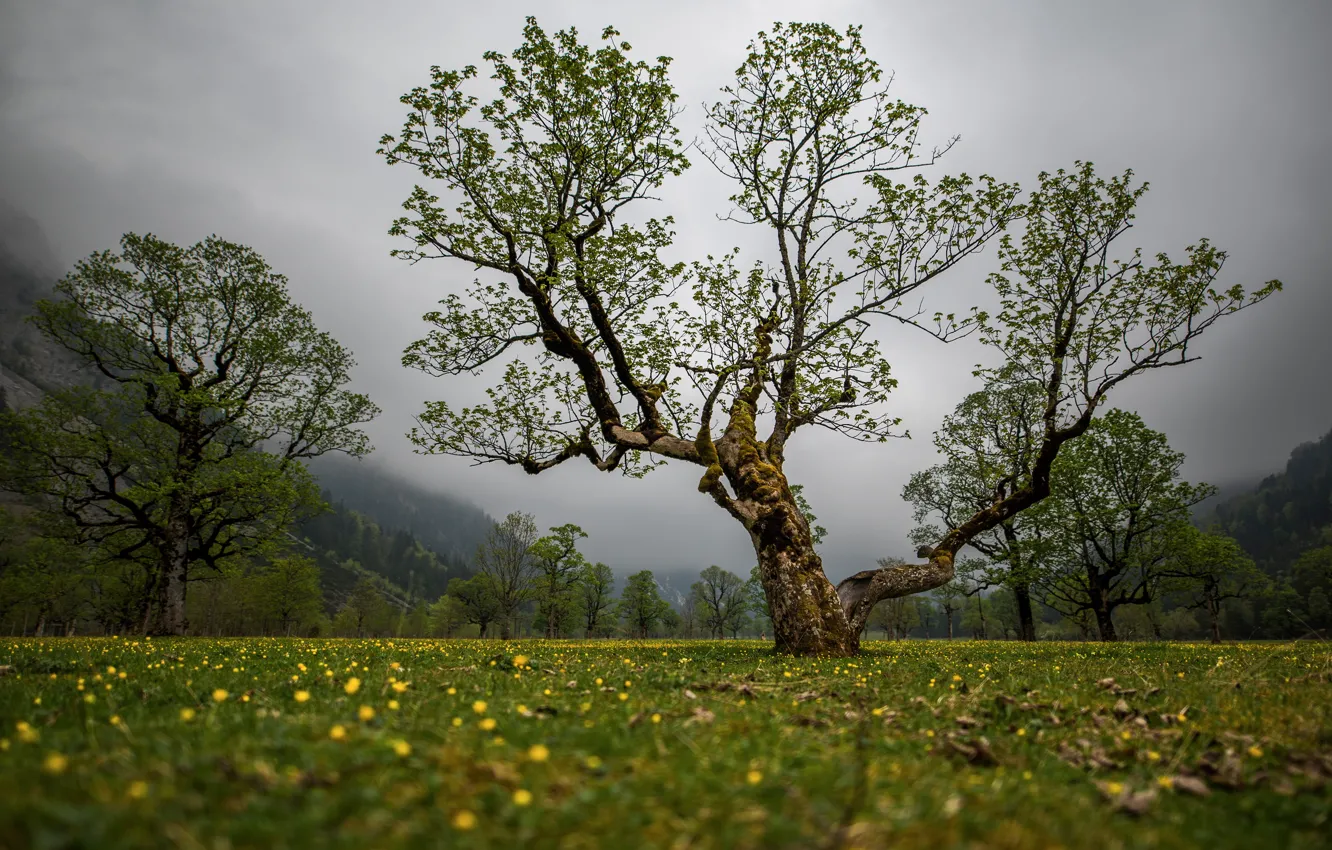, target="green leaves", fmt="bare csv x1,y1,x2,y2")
978,161,1281,427
379,17,687,273
0,234,377,629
